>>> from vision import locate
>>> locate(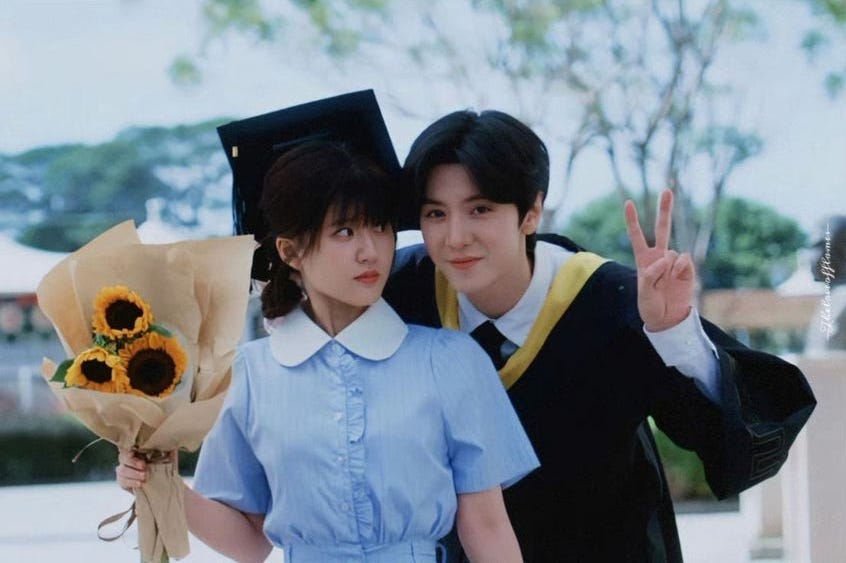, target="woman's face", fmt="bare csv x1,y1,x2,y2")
286,209,395,319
